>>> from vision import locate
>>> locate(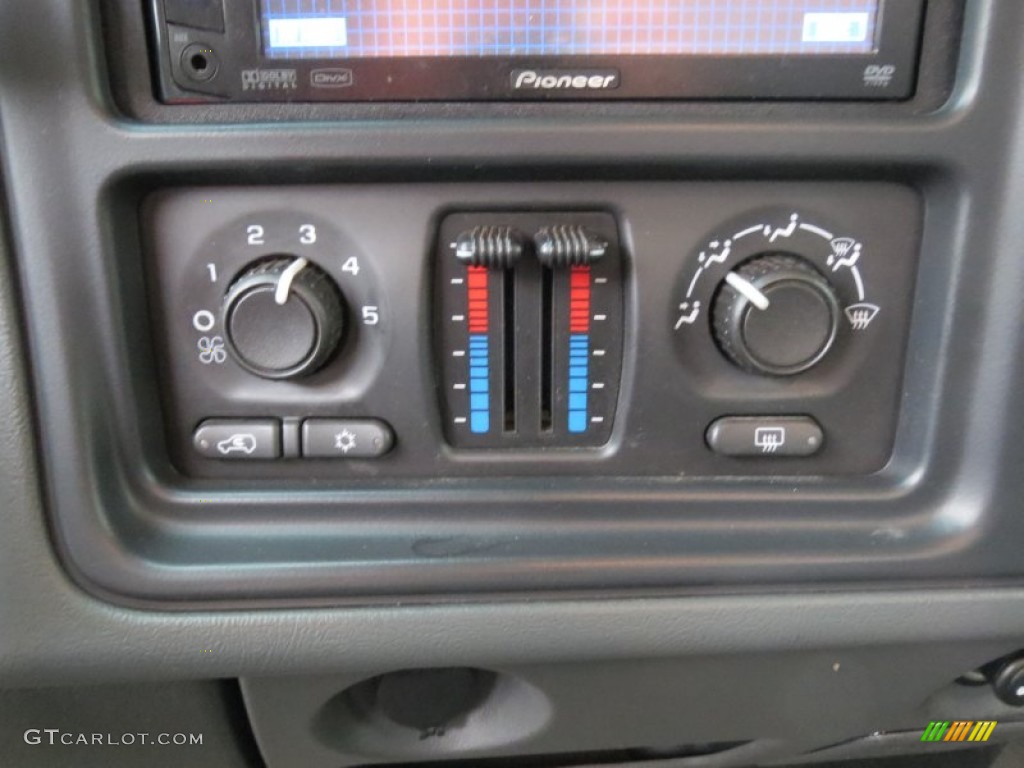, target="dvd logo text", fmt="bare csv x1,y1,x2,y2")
512,69,620,91
863,64,896,88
